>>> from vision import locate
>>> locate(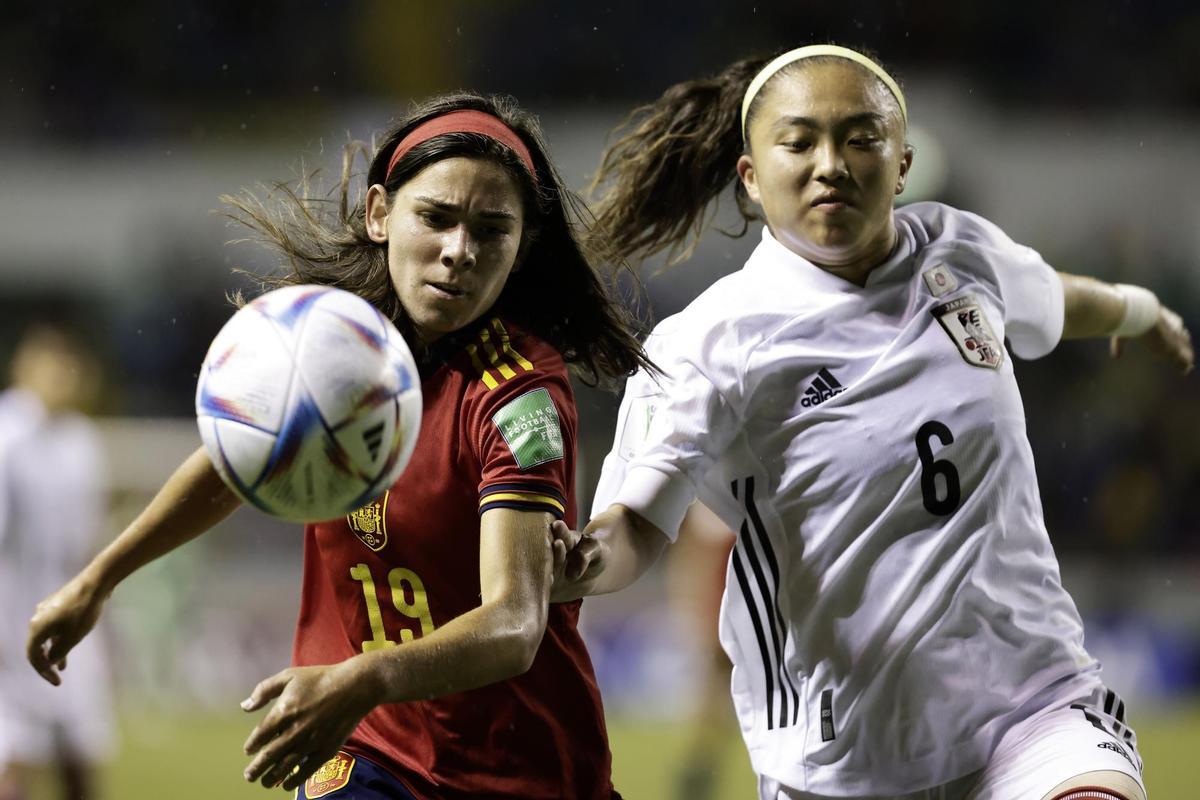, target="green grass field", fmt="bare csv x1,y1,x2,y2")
21,703,1200,799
